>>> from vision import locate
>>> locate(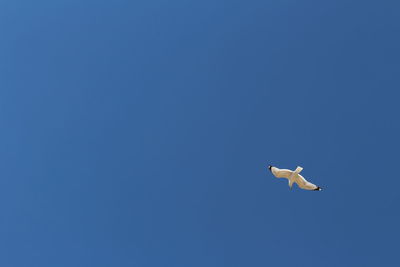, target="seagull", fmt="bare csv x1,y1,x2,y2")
268,165,322,191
